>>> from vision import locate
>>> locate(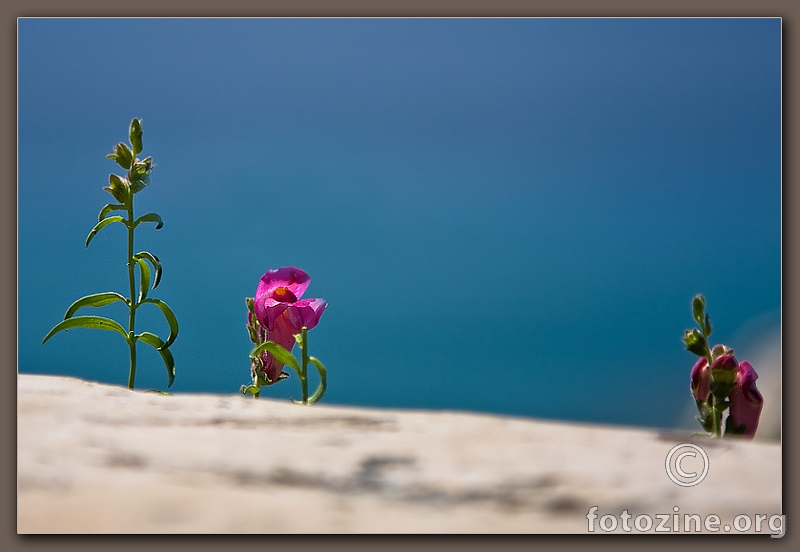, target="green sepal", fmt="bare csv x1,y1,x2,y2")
103,174,130,203
139,298,179,348
42,315,128,344
137,332,175,387
306,356,327,405
134,251,162,289
250,341,300,372
133,213,163,230
710,377,736,401
692,294,706,326
294,332,304,347
135,257,151,302
129,118,143,156
682,328,708,357
253,369,289,387
240,385,261,397
64,292,129,319
106,142,133,169
710,362,737,400
98,203,126,221
128,158,152,193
